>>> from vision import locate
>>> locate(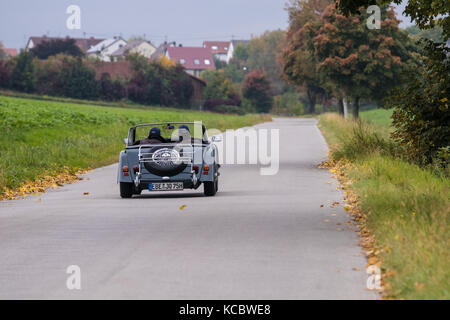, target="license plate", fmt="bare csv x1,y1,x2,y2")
149,182,183,191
